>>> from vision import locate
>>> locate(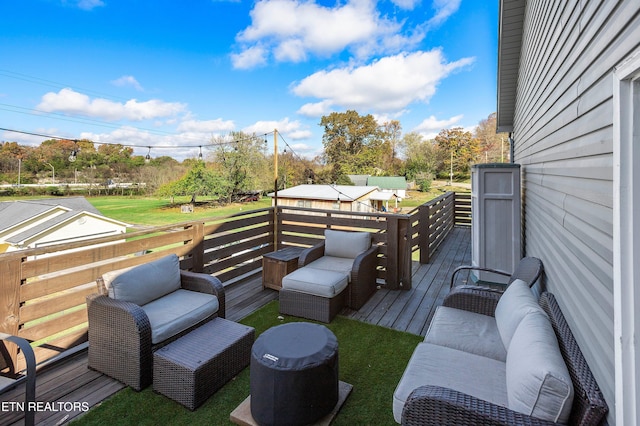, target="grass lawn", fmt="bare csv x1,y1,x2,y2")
72,301,422,426
88,196,273,226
